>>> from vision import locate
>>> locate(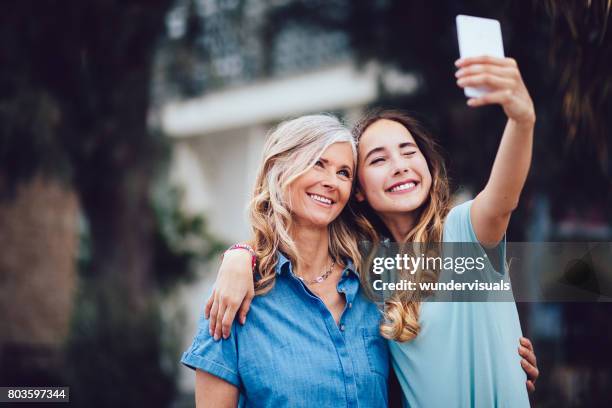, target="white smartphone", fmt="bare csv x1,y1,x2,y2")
456,15,505,98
